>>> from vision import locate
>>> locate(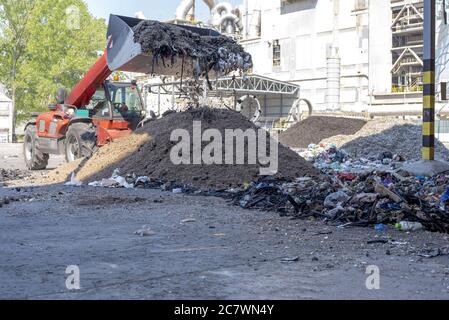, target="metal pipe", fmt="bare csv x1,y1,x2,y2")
217,13,240,33
211,2,234,24
175,0,216,20
202,0,215,10
175,0,194,20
